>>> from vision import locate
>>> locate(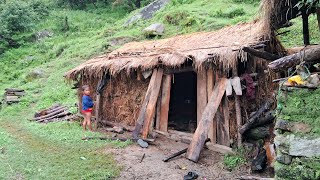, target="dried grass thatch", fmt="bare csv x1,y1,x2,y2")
66,20,273,80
